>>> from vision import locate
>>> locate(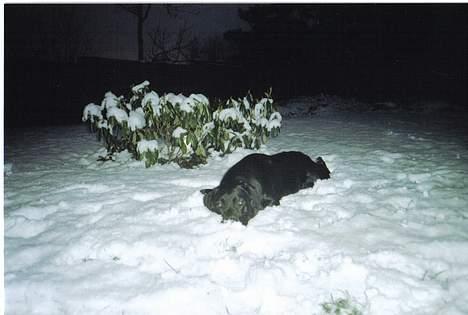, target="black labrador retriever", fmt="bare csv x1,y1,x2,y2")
201,151,330,225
